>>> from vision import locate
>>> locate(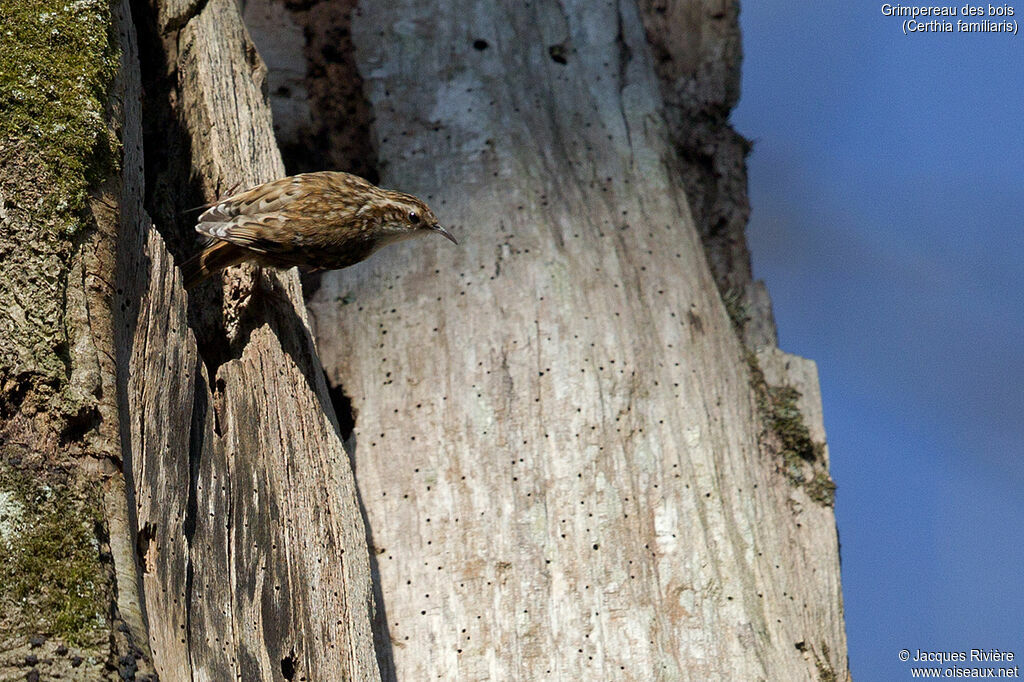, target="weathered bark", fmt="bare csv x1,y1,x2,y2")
119,0,381,679
1,0,153,678
279,1,846,680
636,0,777,351
4,0,848,679
3,0,381,678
